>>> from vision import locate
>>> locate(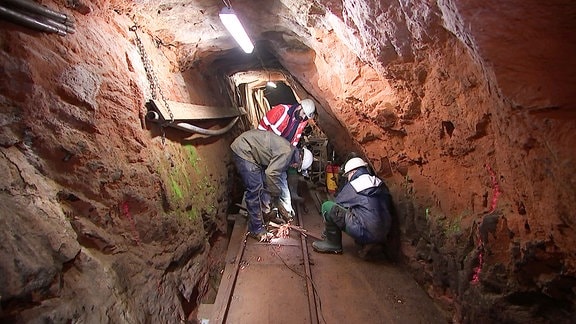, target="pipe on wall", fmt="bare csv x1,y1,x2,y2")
3,0,73,24
0,5,66,35
0,0,76,36
146,111,240,137
146,111,160,121
44,17,75,34
173,117,240,136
